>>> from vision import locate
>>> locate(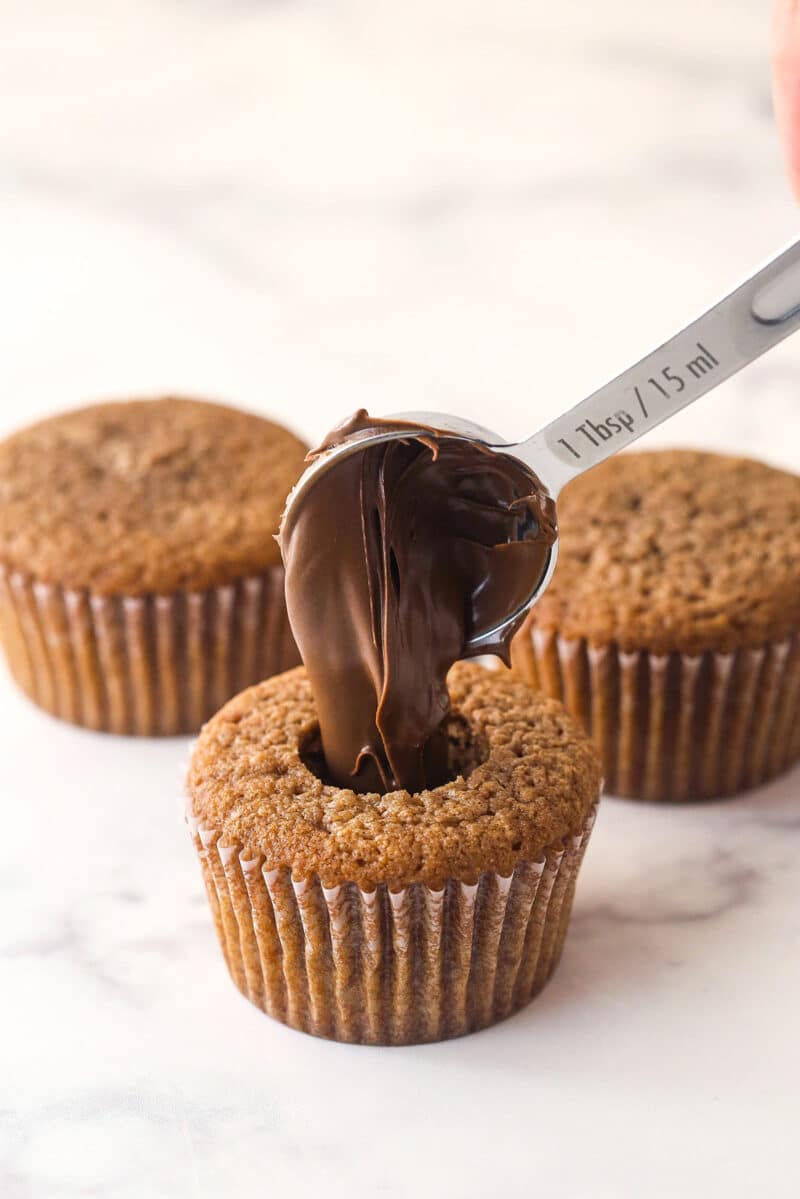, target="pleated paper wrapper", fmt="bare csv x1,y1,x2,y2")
0,565,298,735
511,625,800,801
187,804,597,1045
